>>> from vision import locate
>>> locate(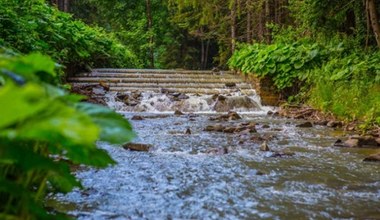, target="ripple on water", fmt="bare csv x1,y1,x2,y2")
52,114,380,220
